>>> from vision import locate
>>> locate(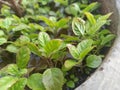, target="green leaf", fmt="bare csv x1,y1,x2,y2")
77,39,93,59
56,17,70,28
38,32,50,47
0,37,7,45
38,16,55,28
2,18,12,29
72,17,85,36
86,55,102,68
63,60,78,71
16,46,30,69
101,34,115,46
83,2,100,12
12,24,30,31
43,39,62,57
88,20,106,35
54,0,68,5
0,64,27,77
0,30,5,36
65,3,80,16
6,44,19,53
9,78,27,90
85,12,96,24
28,43,41,56
67,44,79,59
14,36,30,46
27,73,45,90
97,13,112,21
66,80,75,88
42,68,64,90
0,76,18,90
